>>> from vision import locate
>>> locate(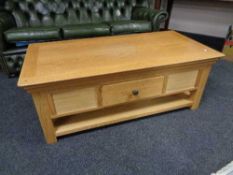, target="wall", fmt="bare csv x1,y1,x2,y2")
169,0,233,38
